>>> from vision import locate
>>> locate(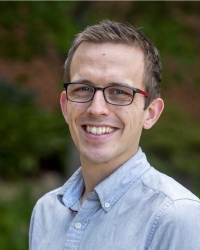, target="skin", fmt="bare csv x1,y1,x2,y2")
60,42,164,201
